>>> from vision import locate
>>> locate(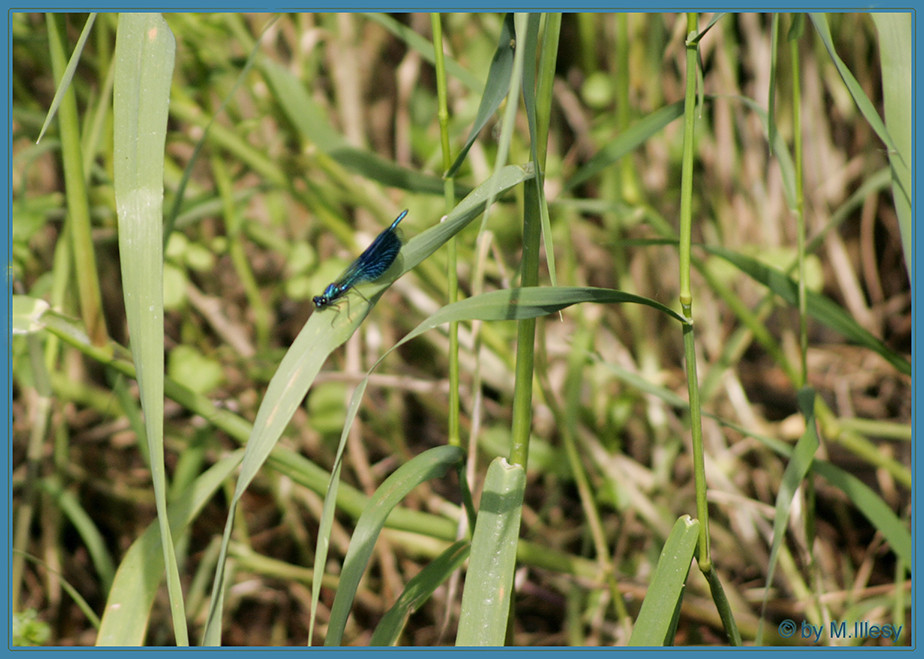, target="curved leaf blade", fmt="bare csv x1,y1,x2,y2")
324,446,466,646
629,516,701,646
